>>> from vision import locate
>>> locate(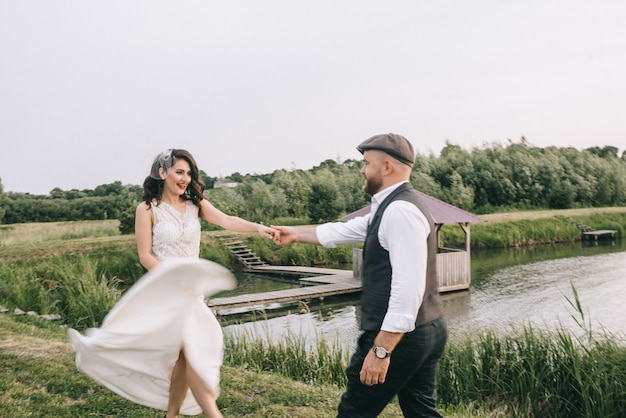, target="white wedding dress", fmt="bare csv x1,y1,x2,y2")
68,200,235,415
